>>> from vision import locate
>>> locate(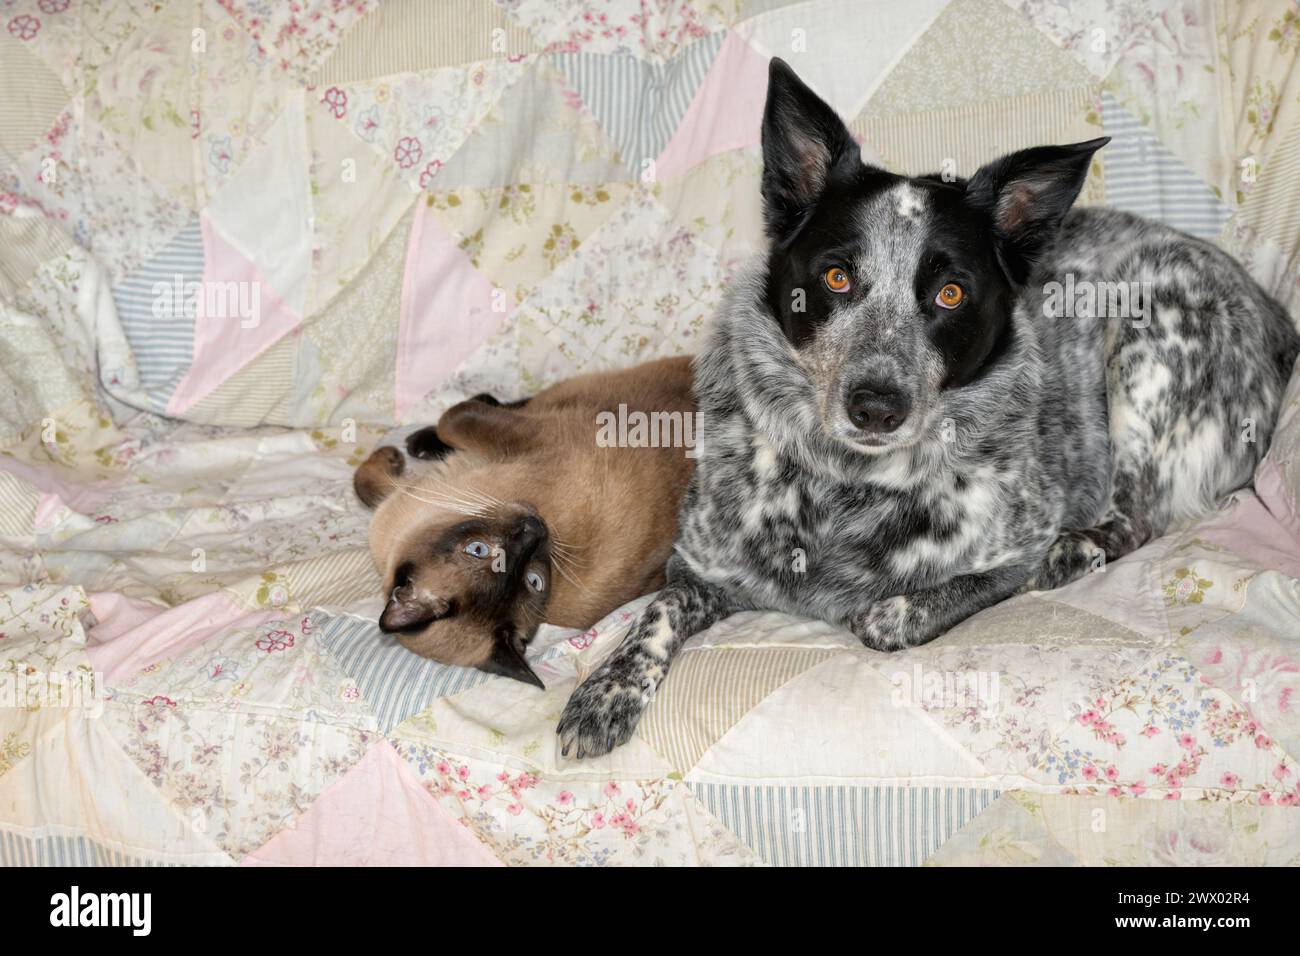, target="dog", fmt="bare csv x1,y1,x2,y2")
556,58,1300,758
